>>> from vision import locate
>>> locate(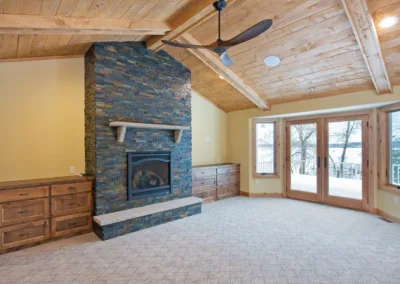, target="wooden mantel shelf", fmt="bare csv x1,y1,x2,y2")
109,121,190,144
